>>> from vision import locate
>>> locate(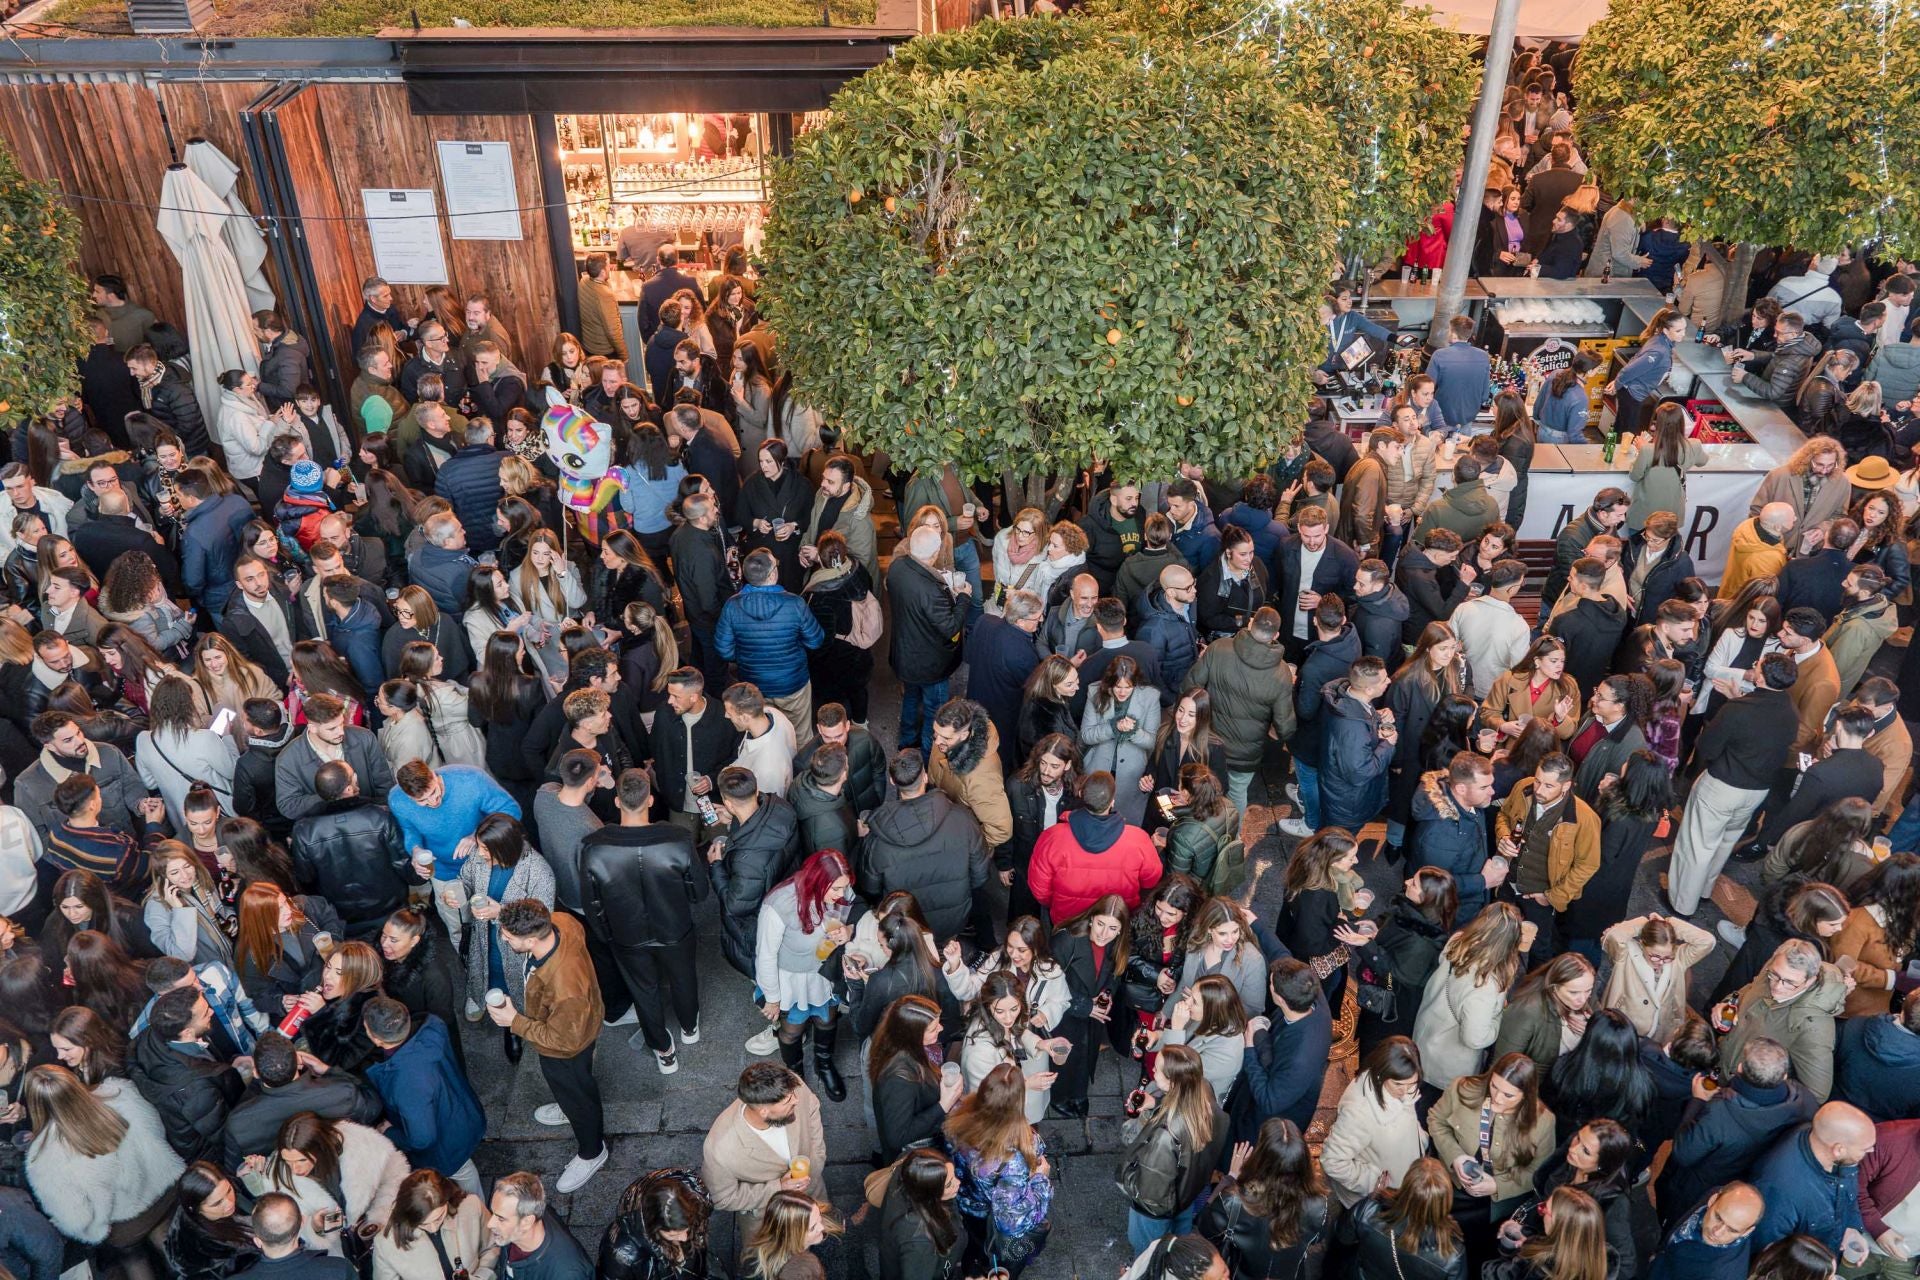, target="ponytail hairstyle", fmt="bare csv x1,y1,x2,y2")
622,601,680,690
